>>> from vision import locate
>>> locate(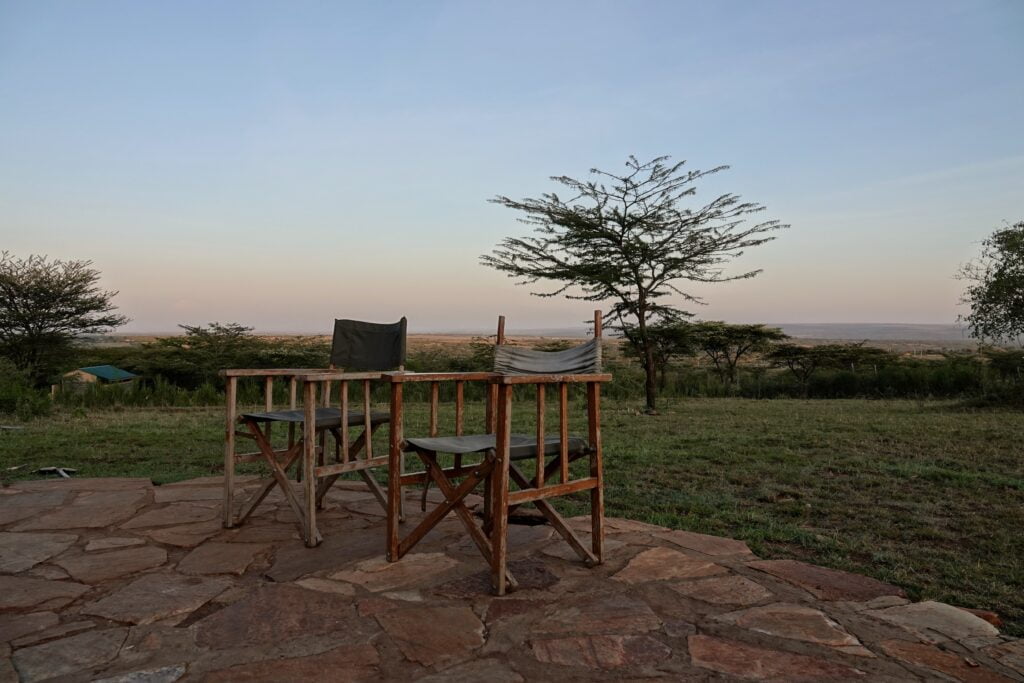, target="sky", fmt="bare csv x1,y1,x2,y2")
1,1,1022,333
